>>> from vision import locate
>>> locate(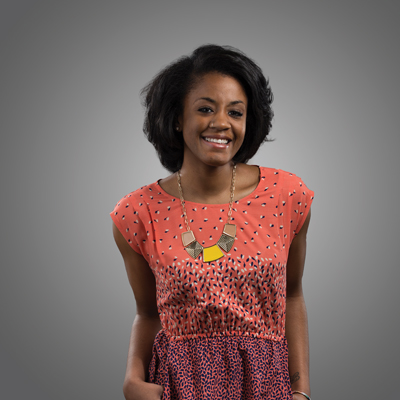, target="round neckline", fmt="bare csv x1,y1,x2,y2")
156,165,264,206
